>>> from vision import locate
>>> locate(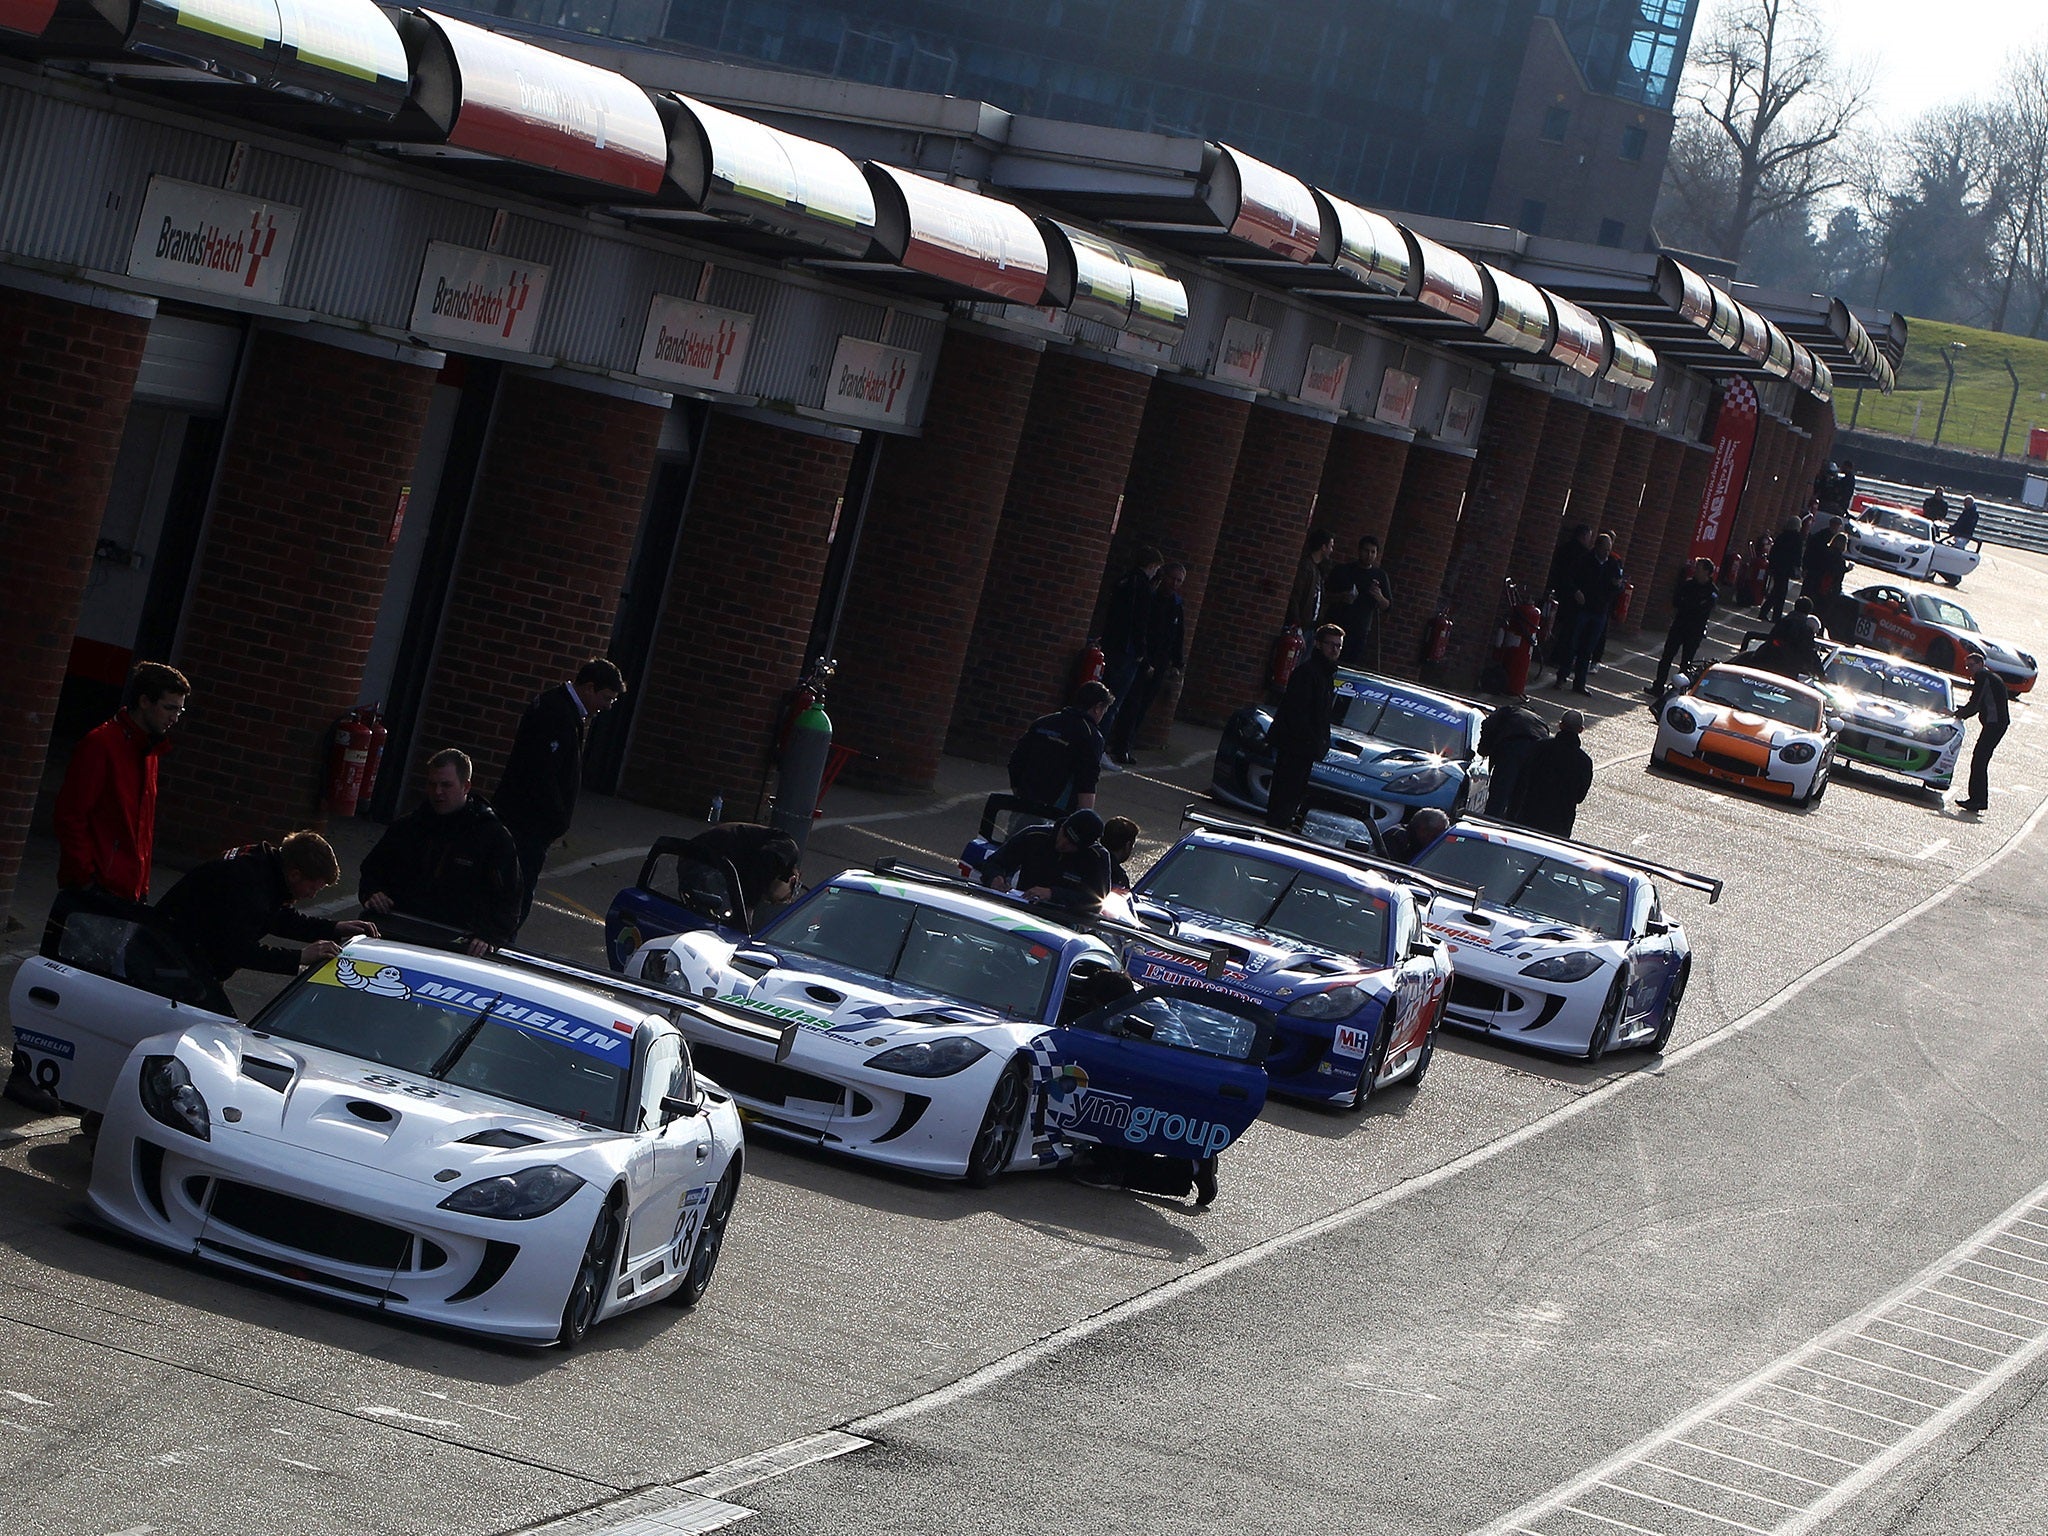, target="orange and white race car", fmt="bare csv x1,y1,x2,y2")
1651,663,1838,807
1823,584,2038,695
